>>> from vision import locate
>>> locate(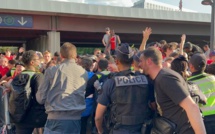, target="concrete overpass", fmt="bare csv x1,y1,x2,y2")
0,0,211,54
